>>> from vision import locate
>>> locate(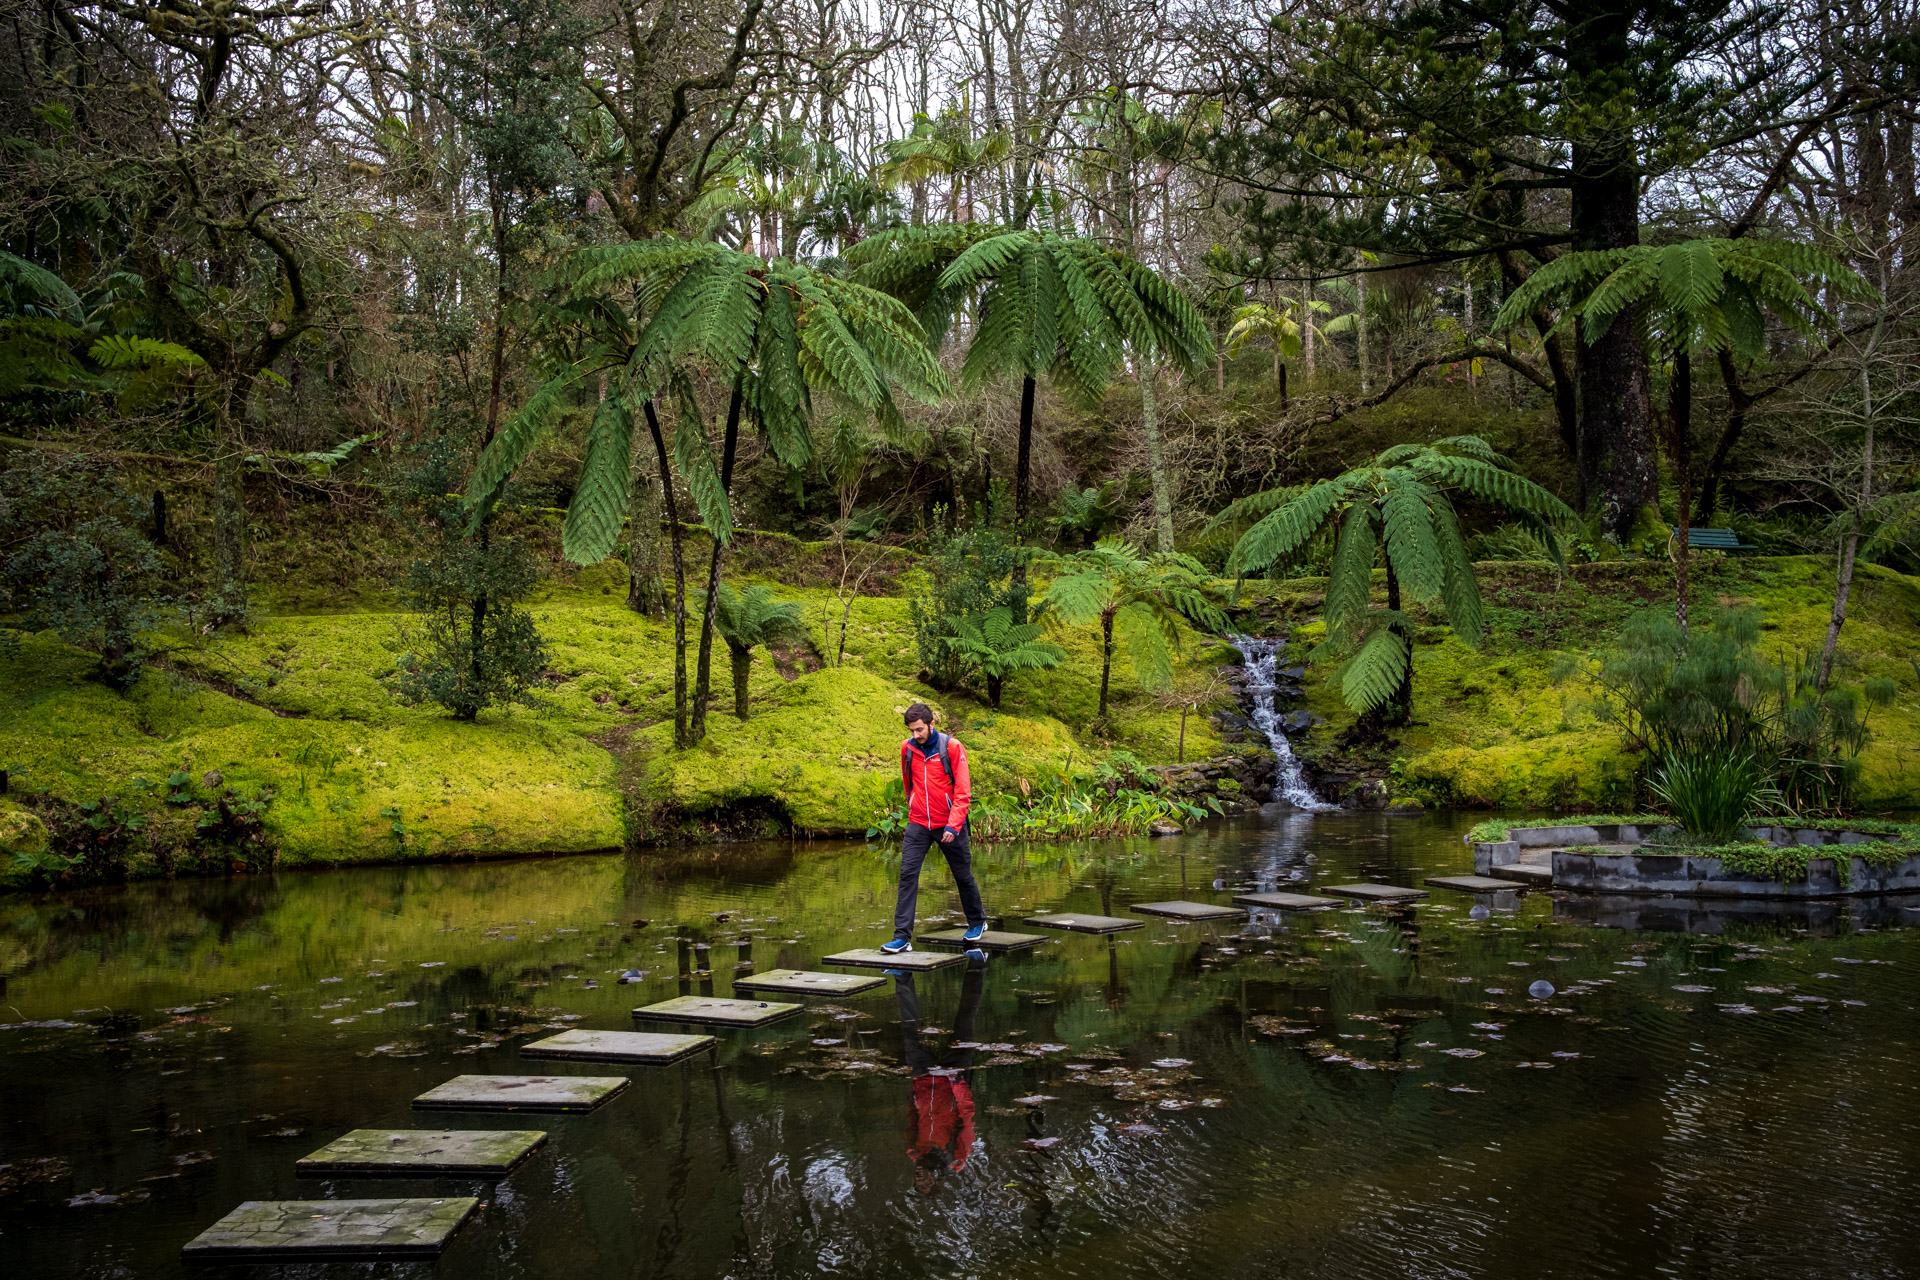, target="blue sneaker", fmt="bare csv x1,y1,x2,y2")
880,936,912,955
962,923,987,943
